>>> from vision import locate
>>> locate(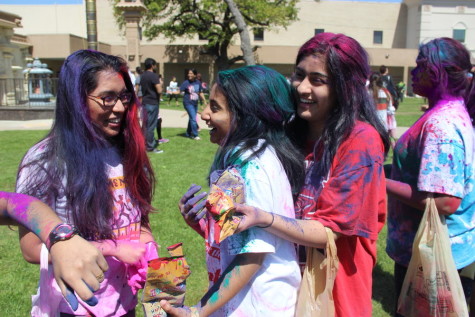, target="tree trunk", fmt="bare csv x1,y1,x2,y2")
223,0,255,66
